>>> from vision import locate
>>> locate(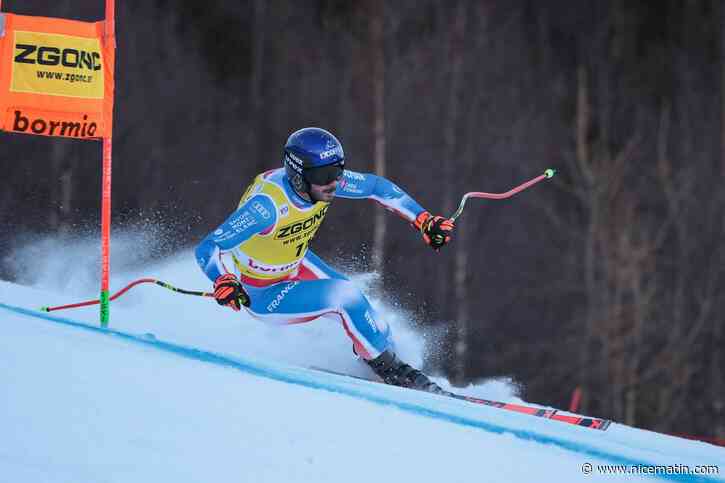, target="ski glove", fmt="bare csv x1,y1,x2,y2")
213,274,250,311
414,211,455,251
